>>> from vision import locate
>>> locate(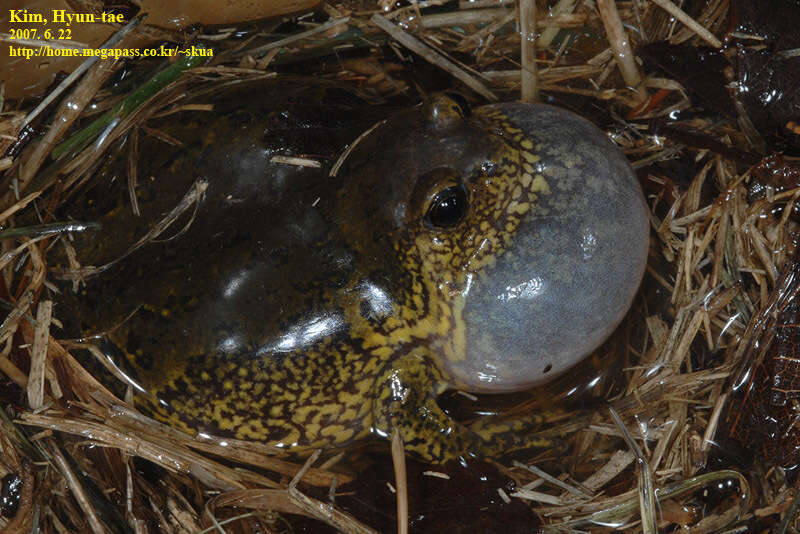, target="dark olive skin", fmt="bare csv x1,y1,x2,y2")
59,78,649,462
